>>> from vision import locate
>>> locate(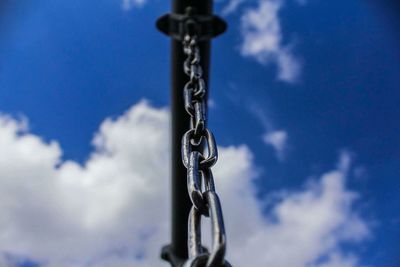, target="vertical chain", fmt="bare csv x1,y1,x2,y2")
181,33,232,267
